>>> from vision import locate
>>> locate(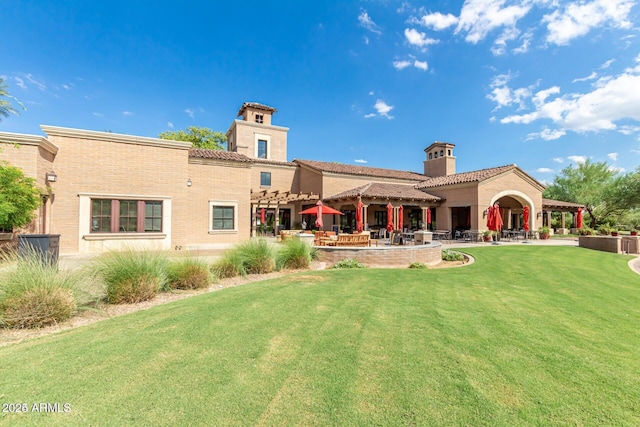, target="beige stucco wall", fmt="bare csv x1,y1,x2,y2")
0,135,56,235
251,162,298,192
228,120,289,162
185,159,252,248
427,170,543,231
41,129,190,254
